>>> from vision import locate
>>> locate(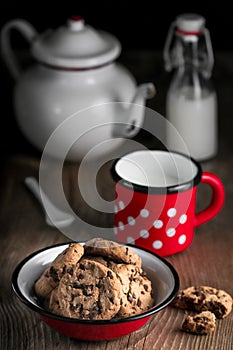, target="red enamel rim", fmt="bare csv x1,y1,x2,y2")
176,29,203,36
